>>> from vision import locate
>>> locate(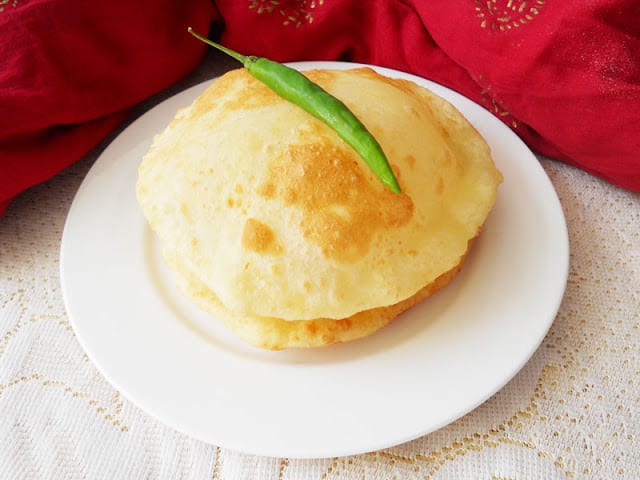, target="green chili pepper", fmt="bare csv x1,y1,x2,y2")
188,27,401,194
